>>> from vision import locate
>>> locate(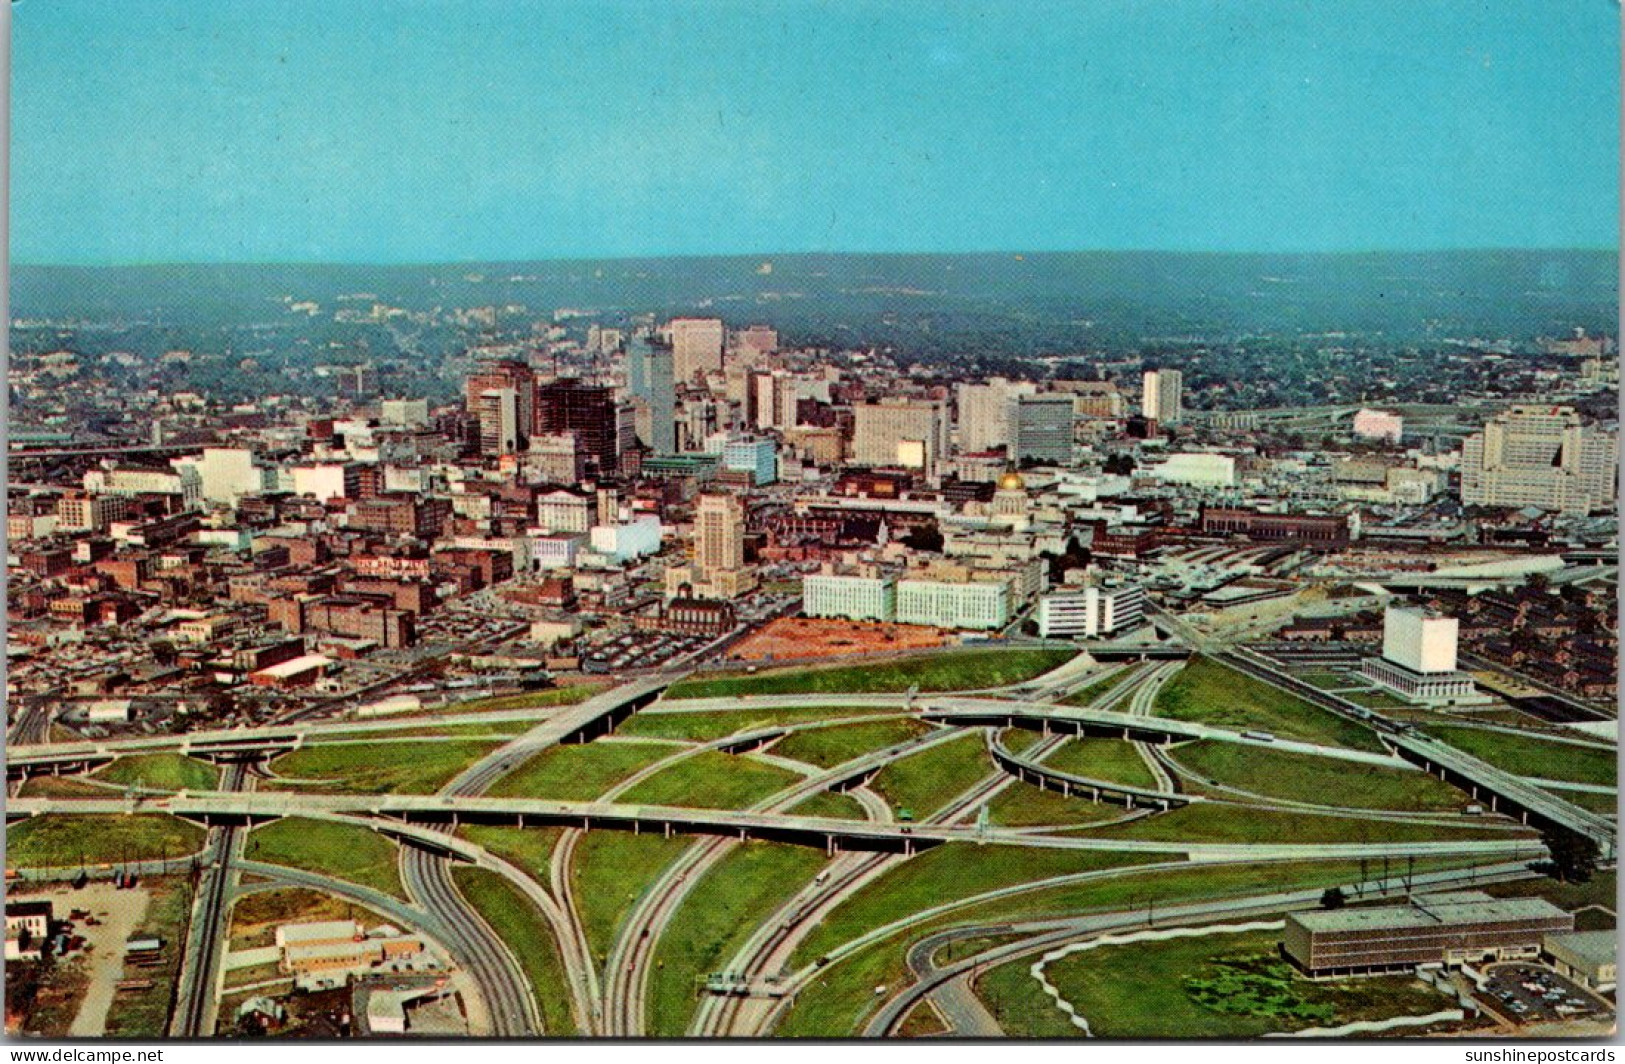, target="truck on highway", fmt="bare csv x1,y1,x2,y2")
1241,730,1276,743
